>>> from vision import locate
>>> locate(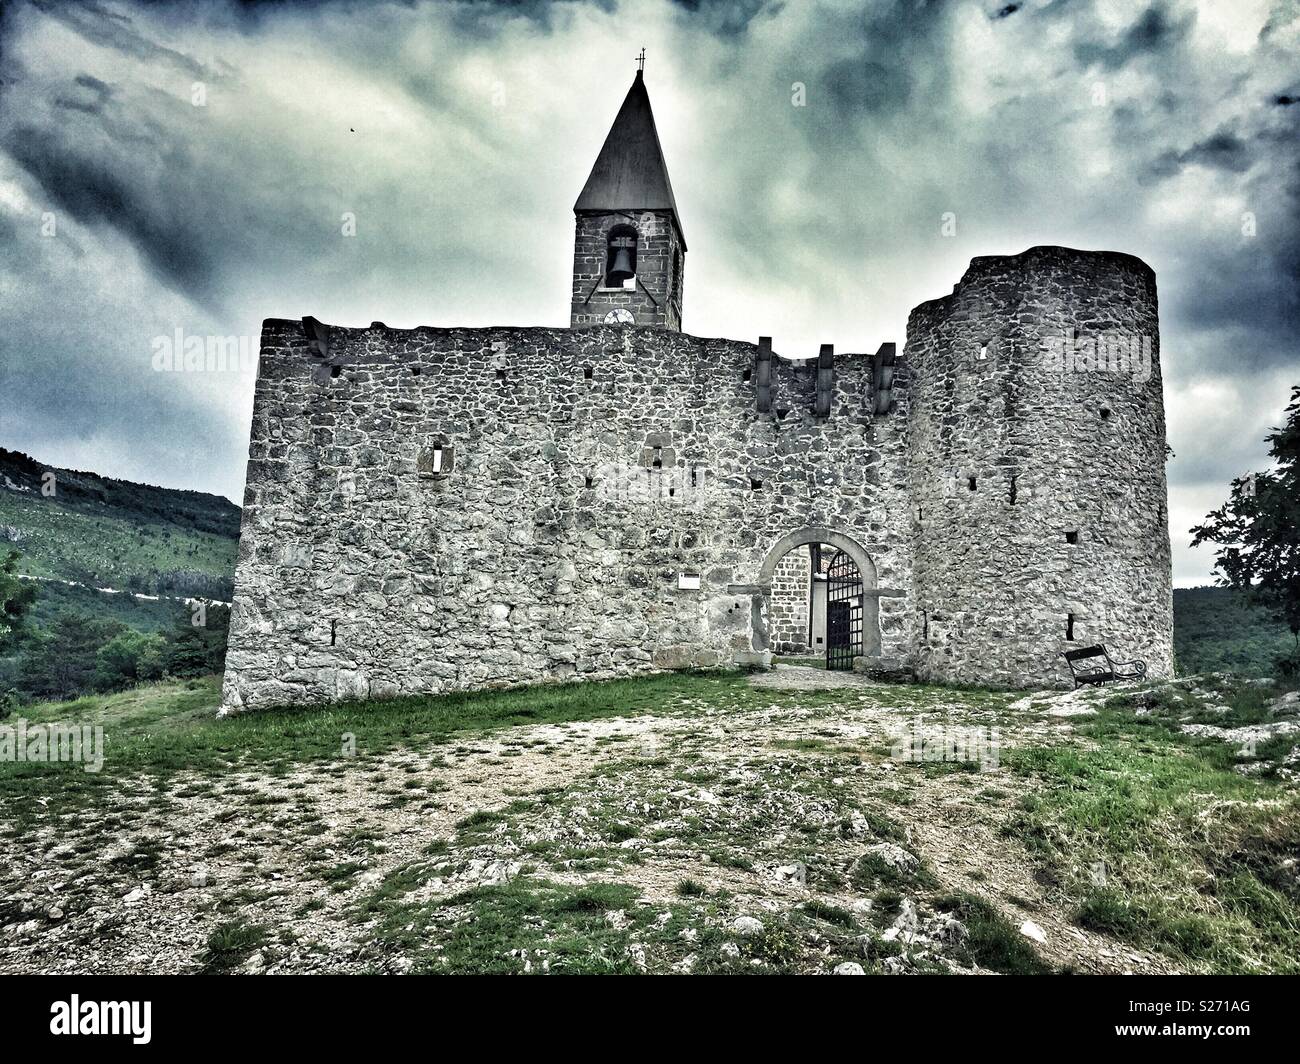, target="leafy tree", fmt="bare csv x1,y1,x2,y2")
95,629,166,690
15,613,127,701
1191,385,1300,675
0,549,38,650
161,602,231,678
